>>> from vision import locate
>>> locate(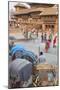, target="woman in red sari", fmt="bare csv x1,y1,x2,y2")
45,40,50,53
53,36,57,48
